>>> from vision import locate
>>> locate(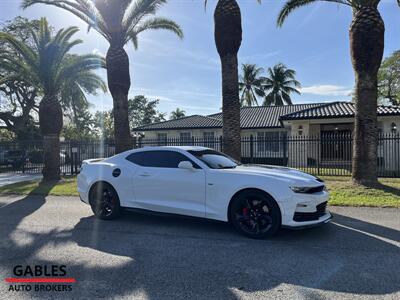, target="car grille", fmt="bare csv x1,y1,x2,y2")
293,201,328,222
